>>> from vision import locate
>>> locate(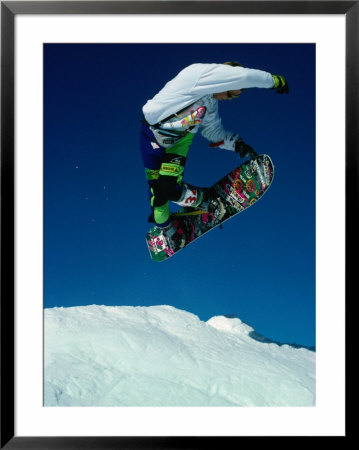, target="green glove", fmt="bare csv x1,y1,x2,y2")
272,75,289,94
